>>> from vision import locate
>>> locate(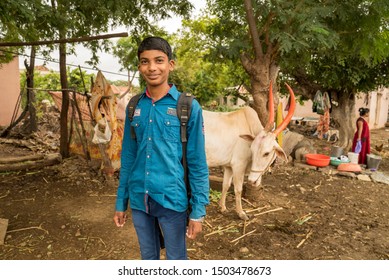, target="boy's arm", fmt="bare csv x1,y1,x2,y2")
115,109,137,212
186,100,210,220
